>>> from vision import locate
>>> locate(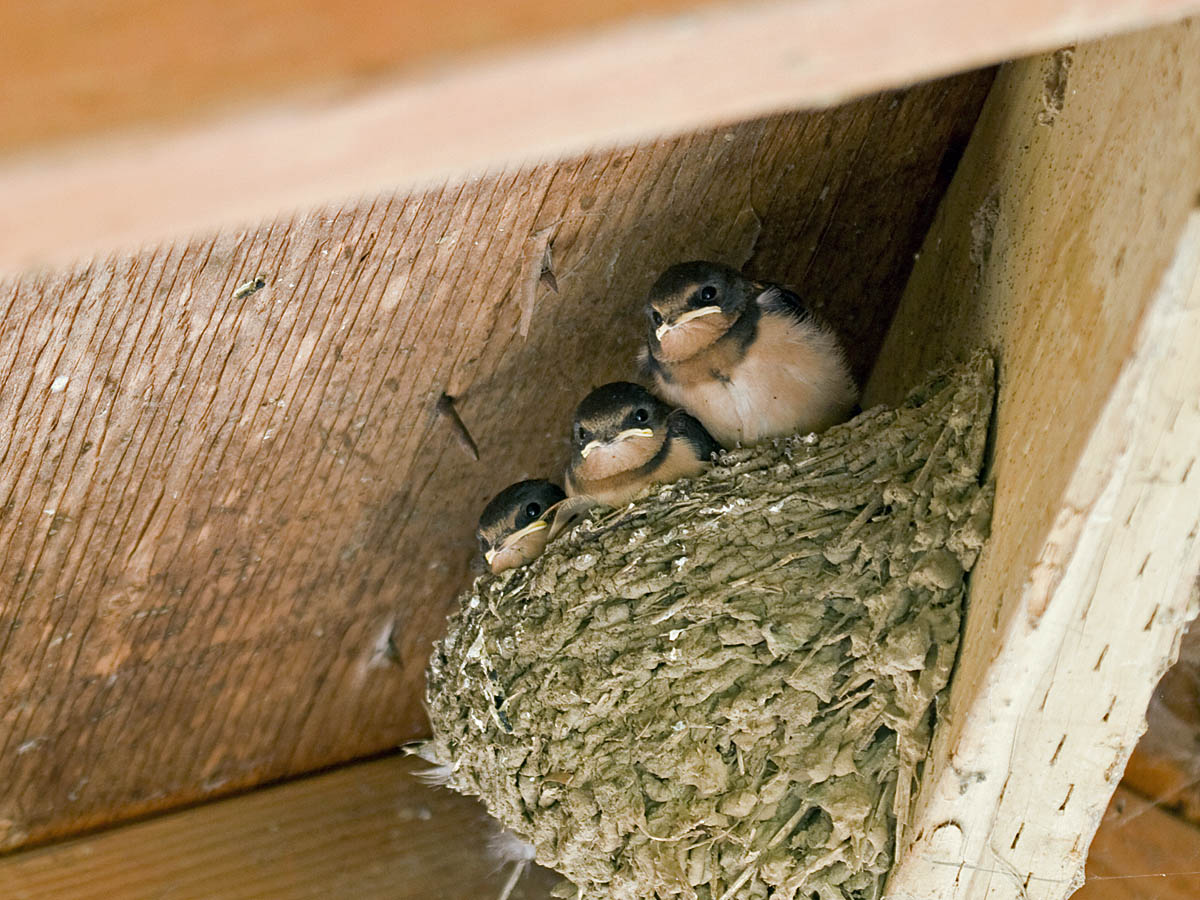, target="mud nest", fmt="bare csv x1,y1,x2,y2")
423,353,996,900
